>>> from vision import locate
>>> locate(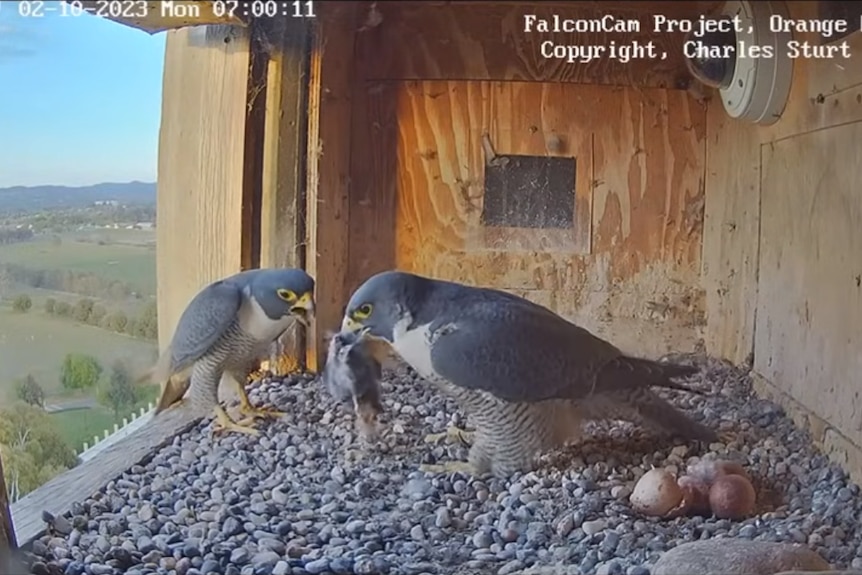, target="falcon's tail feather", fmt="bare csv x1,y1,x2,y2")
628,387,718,442
602,356,706,395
